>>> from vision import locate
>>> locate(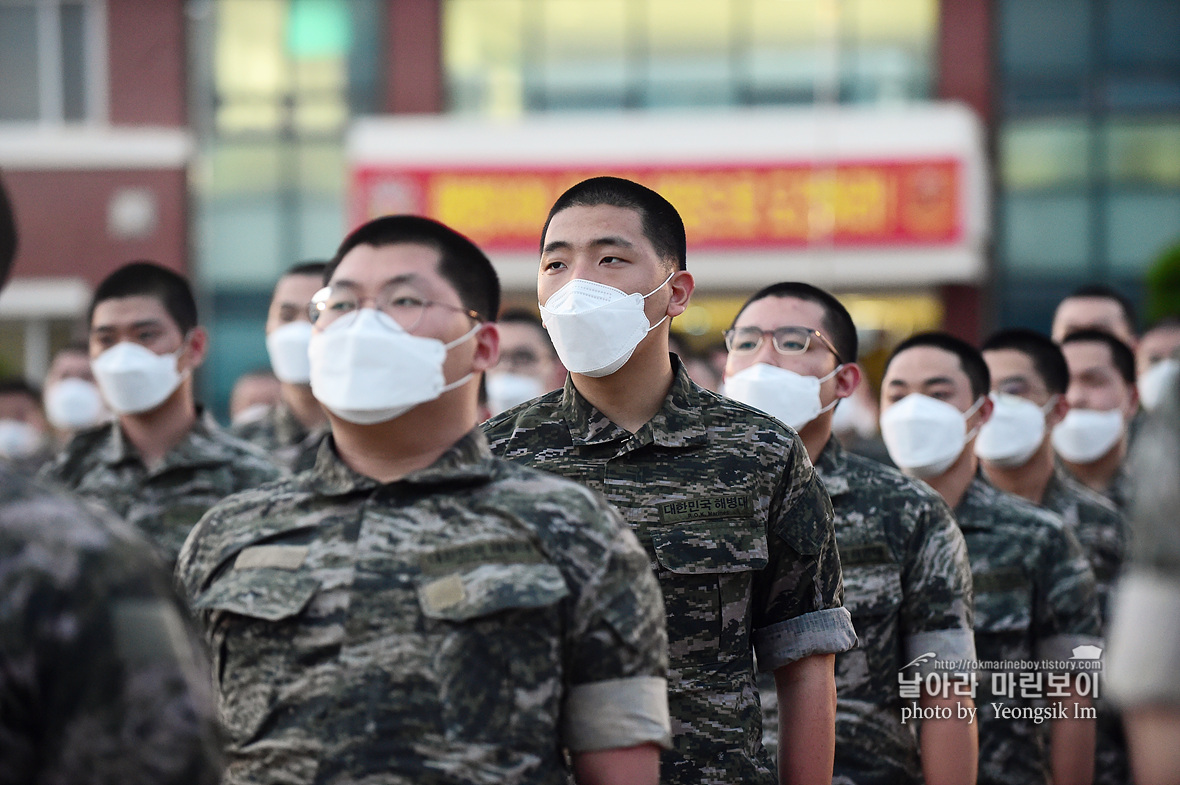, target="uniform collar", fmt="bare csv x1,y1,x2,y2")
271,401,310,444
558,355,709,449
813,435,851,496
309,427,498,496
97,409,237,471
954,476,1002,525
